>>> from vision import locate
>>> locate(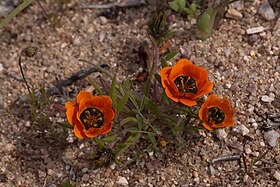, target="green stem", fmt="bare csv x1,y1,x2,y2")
93,137,105,149
0,0,35,29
